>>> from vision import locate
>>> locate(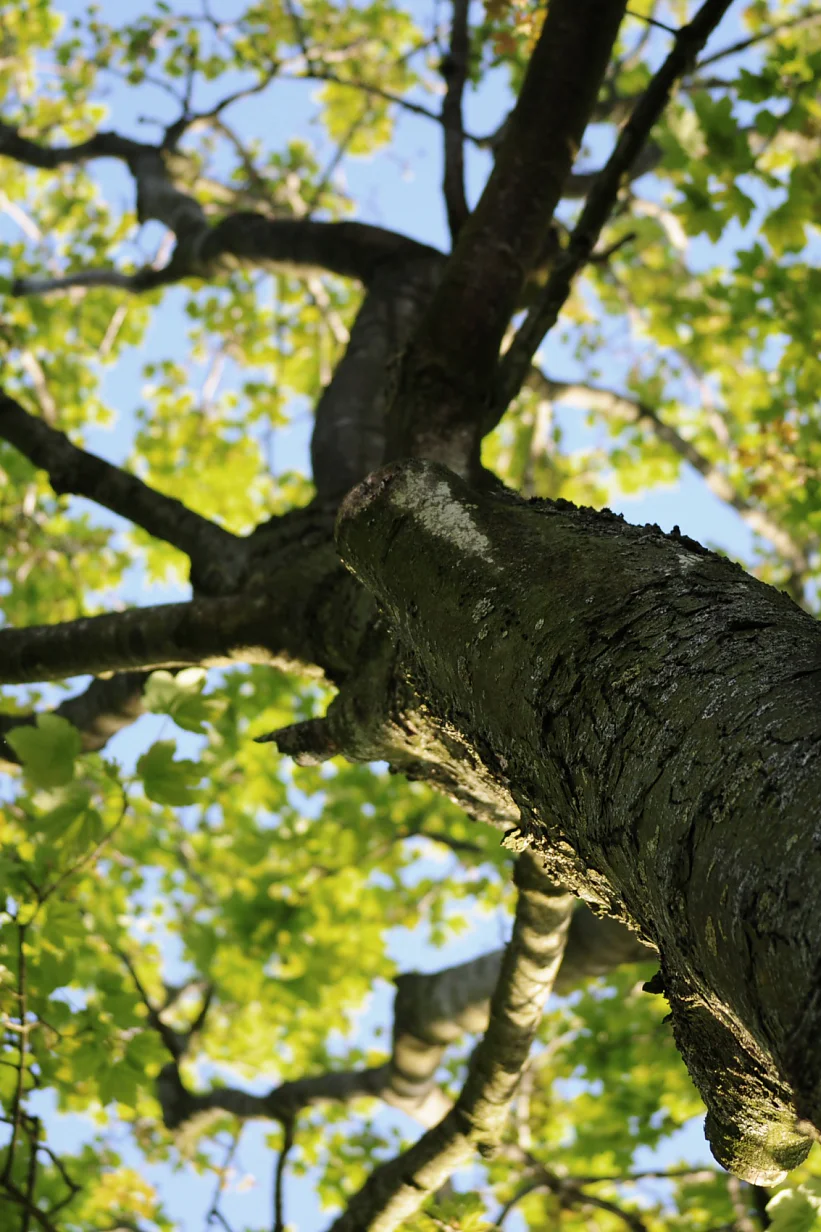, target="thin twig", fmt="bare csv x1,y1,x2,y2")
697,8,821,68
272,1119,296,1232
206,1134,241,1232
37,790,130,906
114,947,186,1062
2,923,28,1185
